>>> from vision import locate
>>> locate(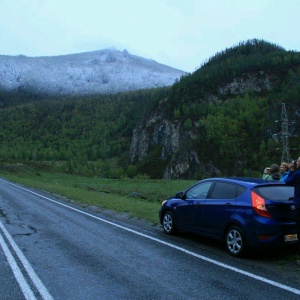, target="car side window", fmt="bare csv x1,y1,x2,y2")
185,182,213,199
210,182,241,199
